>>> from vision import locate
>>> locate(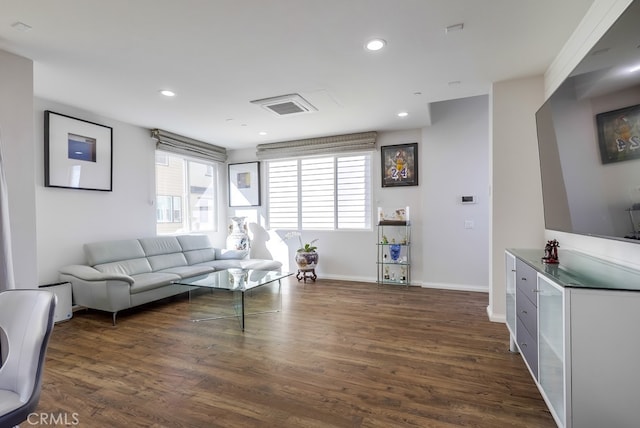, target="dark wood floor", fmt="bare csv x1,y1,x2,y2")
36,278,554,427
